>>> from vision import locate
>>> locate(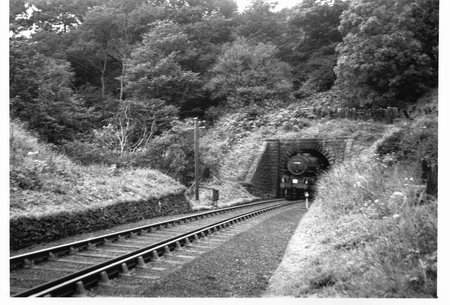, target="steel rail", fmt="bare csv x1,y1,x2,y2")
10,198,282,270
13,200,296,297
